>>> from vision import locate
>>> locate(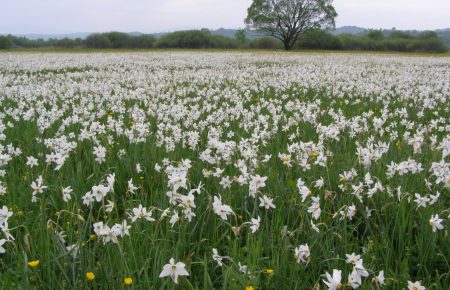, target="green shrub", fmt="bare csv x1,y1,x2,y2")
0,35,12,49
